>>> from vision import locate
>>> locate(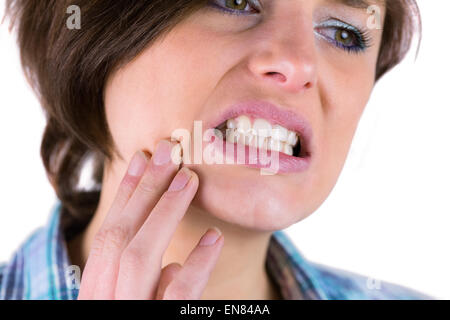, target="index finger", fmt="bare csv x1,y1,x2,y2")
109,150,151,217
78,149,149,299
